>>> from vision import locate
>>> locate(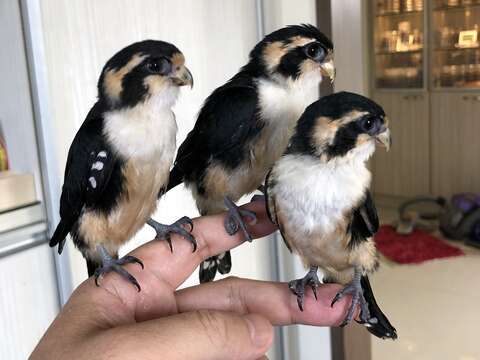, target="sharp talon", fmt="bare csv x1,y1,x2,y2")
223,196,254,241
331,294,341,307
297,297,304,312
93,247,143,291
333,269,368,327
148,217,196,251
289,267,320,311
120,255,144,269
